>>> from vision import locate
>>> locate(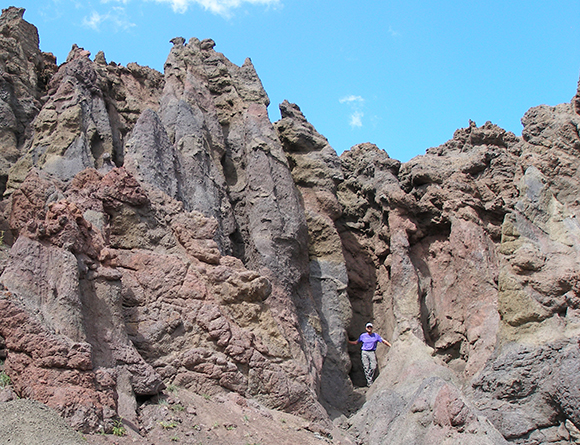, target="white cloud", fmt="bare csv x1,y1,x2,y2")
82,7,136,31
388,26,400,37
340,95,365,128
83,11,106,30
339,95,364,104
153,0,280,16
349,111,363,128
